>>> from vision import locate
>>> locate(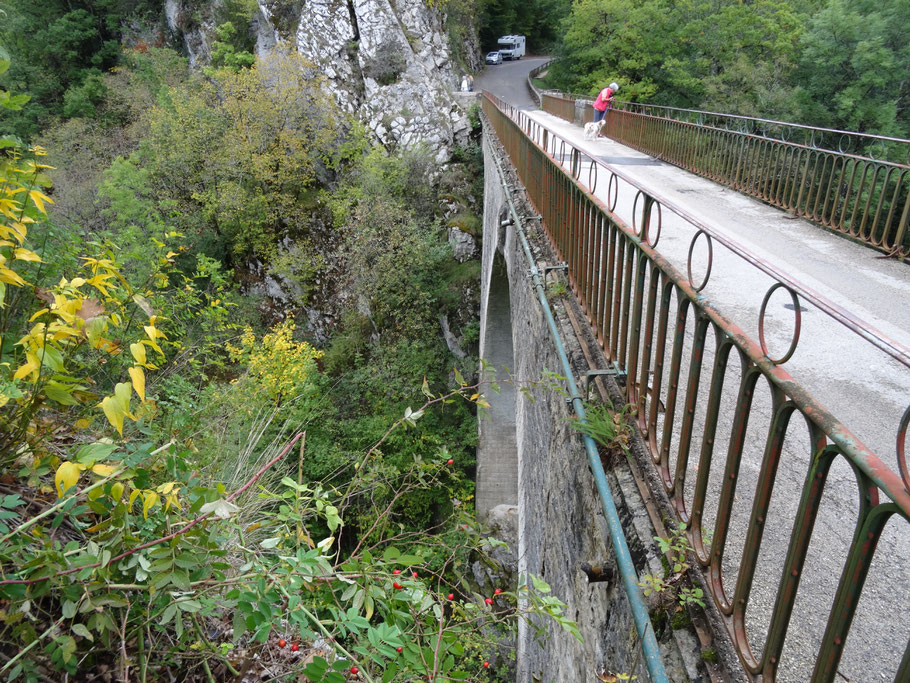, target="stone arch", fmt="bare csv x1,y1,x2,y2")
476,250,518,519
